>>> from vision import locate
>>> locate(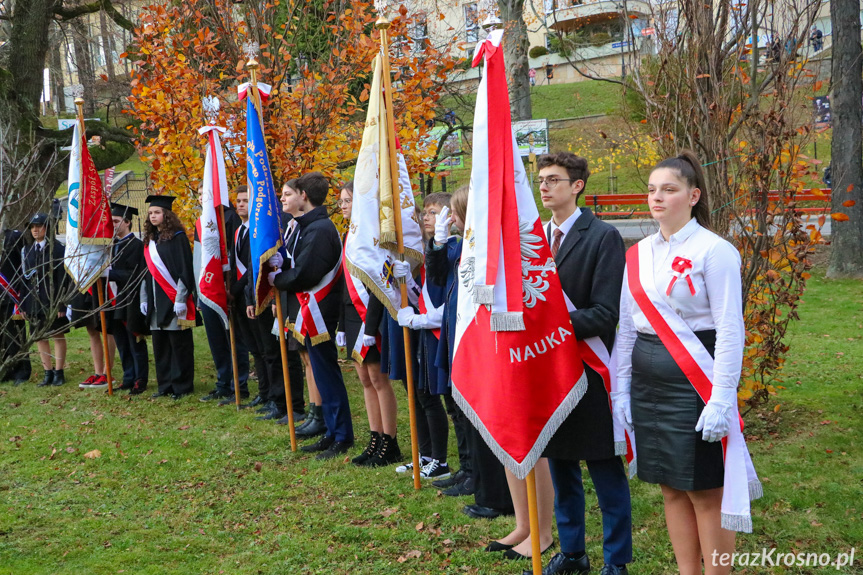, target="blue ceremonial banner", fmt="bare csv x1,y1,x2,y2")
242,87,282,315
